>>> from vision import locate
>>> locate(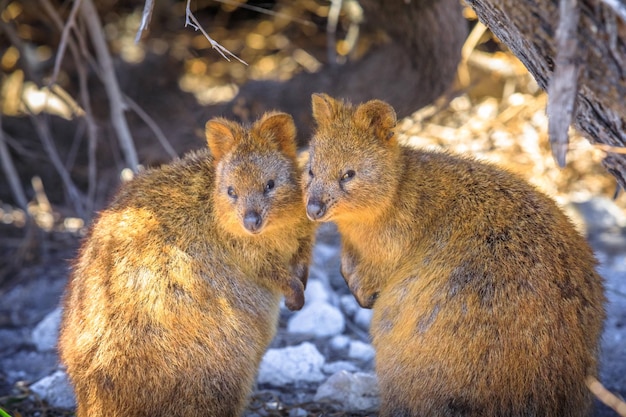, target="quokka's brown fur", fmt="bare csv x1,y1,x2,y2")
303,93,606,417
58,112,315,417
